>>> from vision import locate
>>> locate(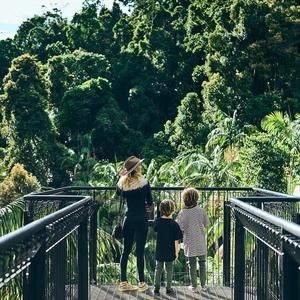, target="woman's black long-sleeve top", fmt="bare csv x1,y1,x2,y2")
116,176,153,217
